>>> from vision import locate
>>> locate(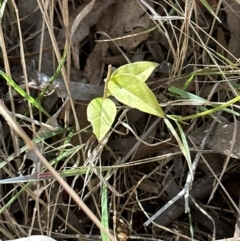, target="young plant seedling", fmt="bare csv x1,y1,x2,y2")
87,61,164,141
